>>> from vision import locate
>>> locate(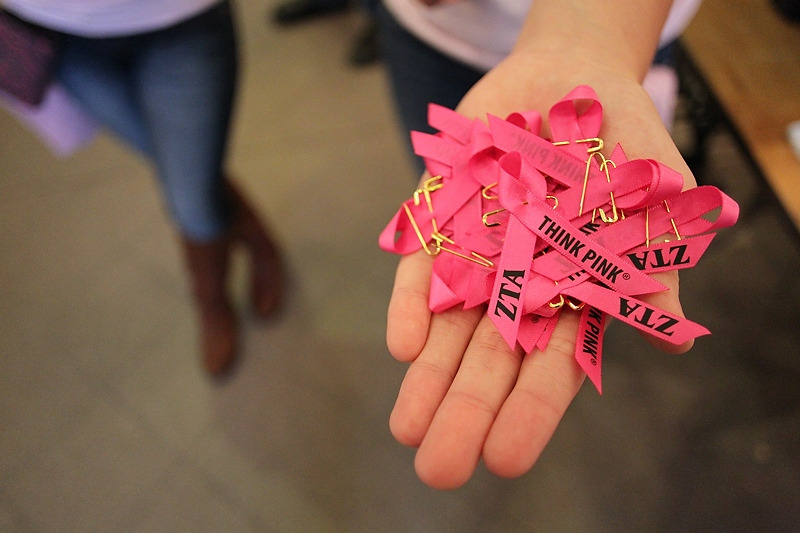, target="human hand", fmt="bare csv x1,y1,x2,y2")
386,49,697,489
